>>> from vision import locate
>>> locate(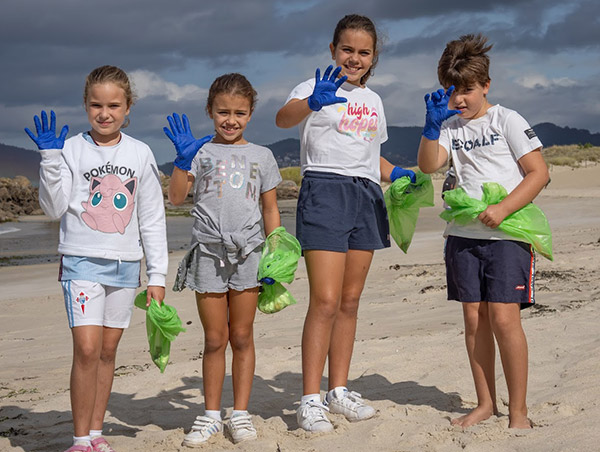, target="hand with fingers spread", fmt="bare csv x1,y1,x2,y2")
163,113,214,171
307,65,348,112
24,110,69,150
422,86,462,140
